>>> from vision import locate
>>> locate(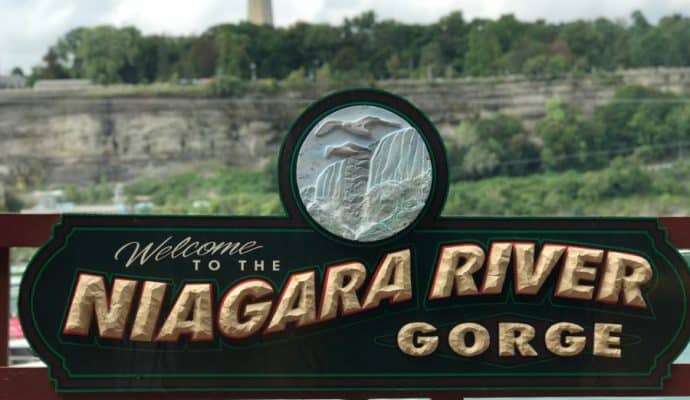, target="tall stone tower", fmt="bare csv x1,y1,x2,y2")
248,0,274,26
